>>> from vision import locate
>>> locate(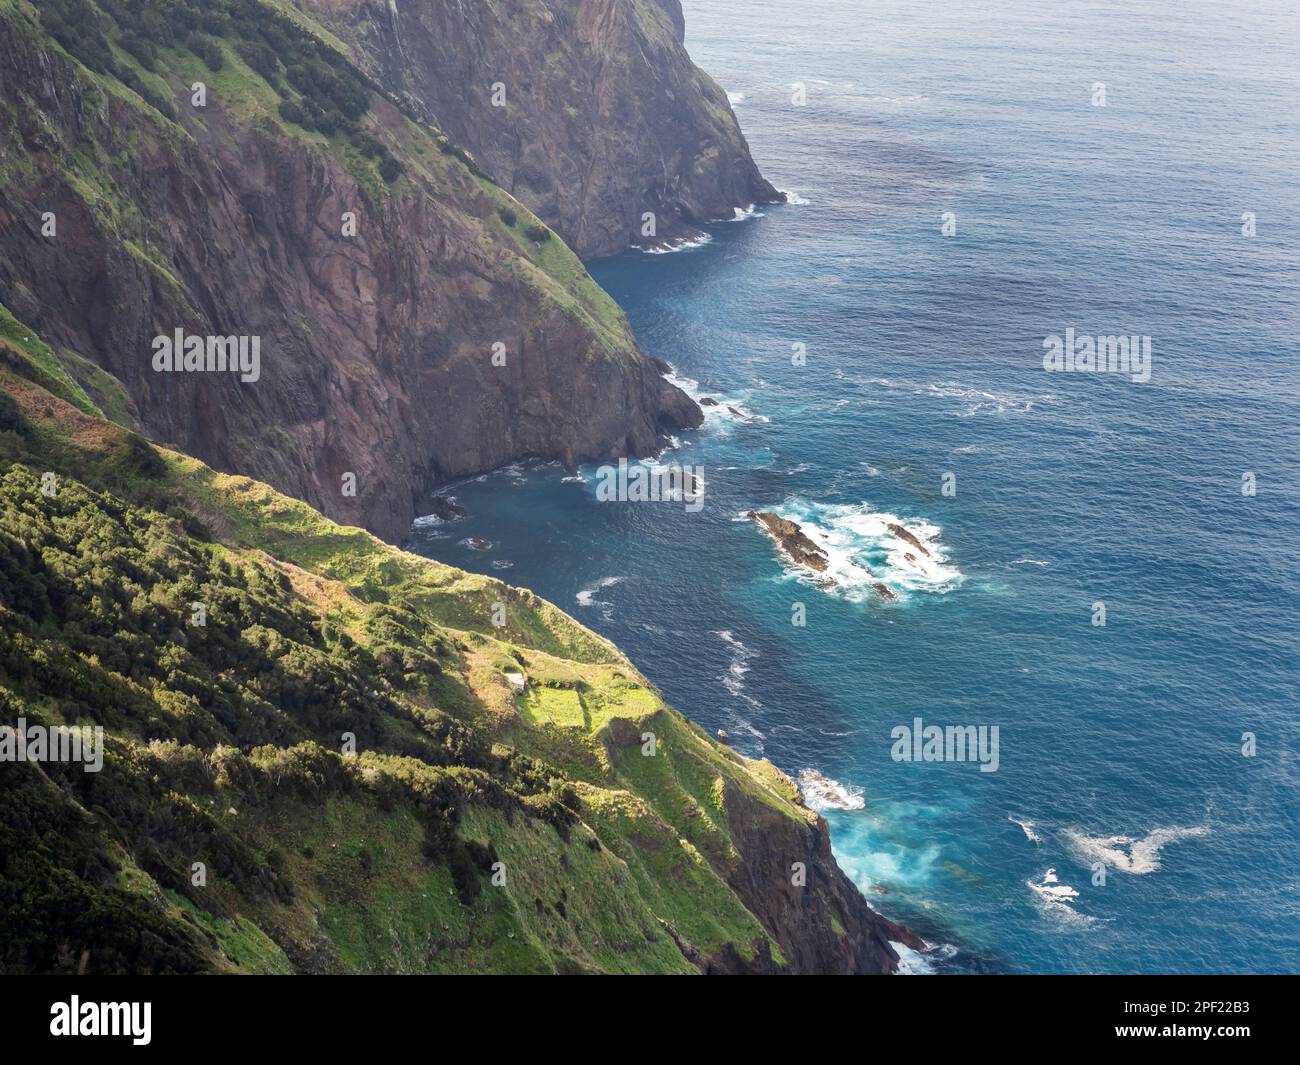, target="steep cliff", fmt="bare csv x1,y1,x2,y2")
0,0,915,977
0,329,914,974
277,0,783,256
0,0,699,542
